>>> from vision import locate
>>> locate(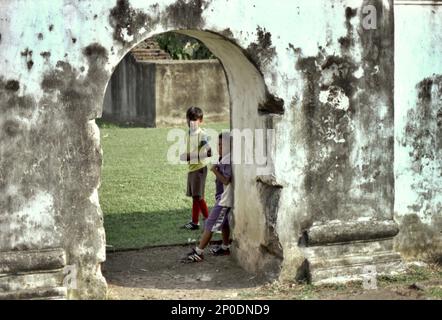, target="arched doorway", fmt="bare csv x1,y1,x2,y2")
95,29,282,298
